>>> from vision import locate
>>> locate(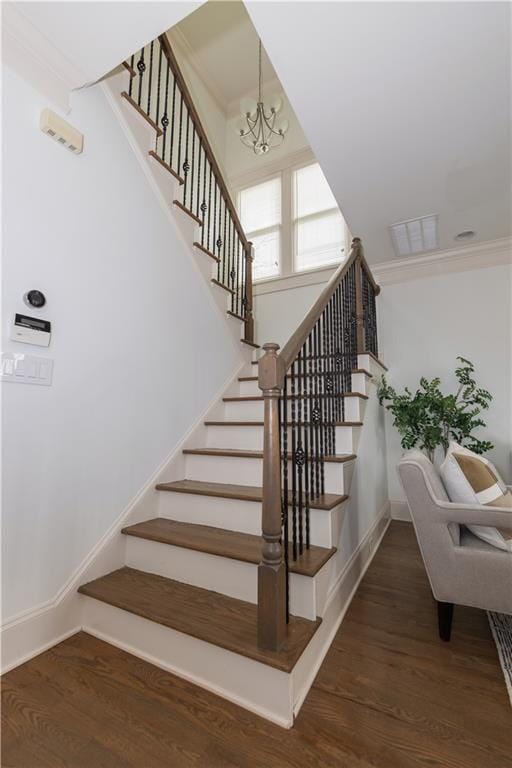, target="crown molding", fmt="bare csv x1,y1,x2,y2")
2,2,88,112
371,237,512,286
